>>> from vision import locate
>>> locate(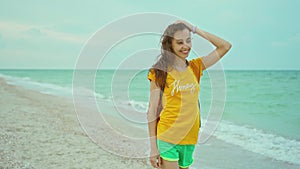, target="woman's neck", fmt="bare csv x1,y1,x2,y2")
173,57,187,71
